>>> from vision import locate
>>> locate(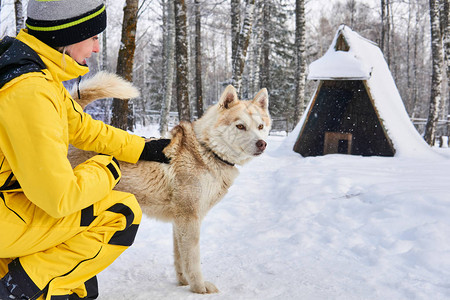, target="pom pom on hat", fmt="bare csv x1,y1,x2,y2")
25,0,106,47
